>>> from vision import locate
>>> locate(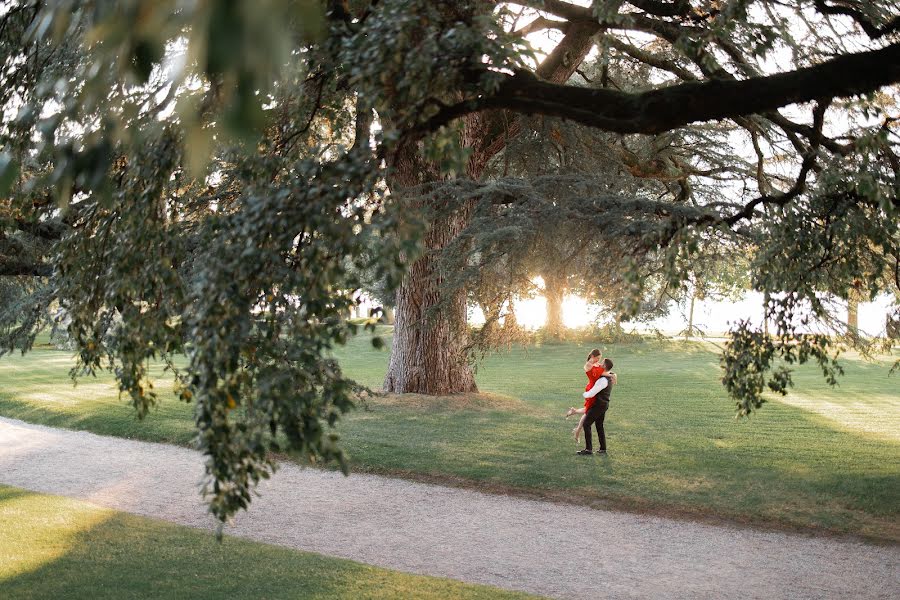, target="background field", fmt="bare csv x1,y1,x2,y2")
1,333,898,541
